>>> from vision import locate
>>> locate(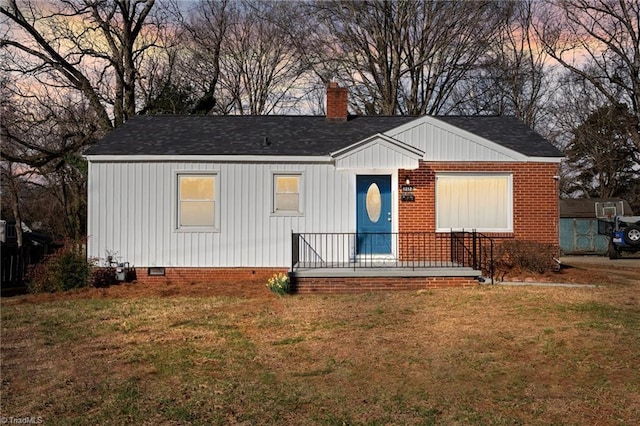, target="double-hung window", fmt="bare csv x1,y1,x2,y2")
273,173,302,215
436,173,513,232
178,174,218,229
